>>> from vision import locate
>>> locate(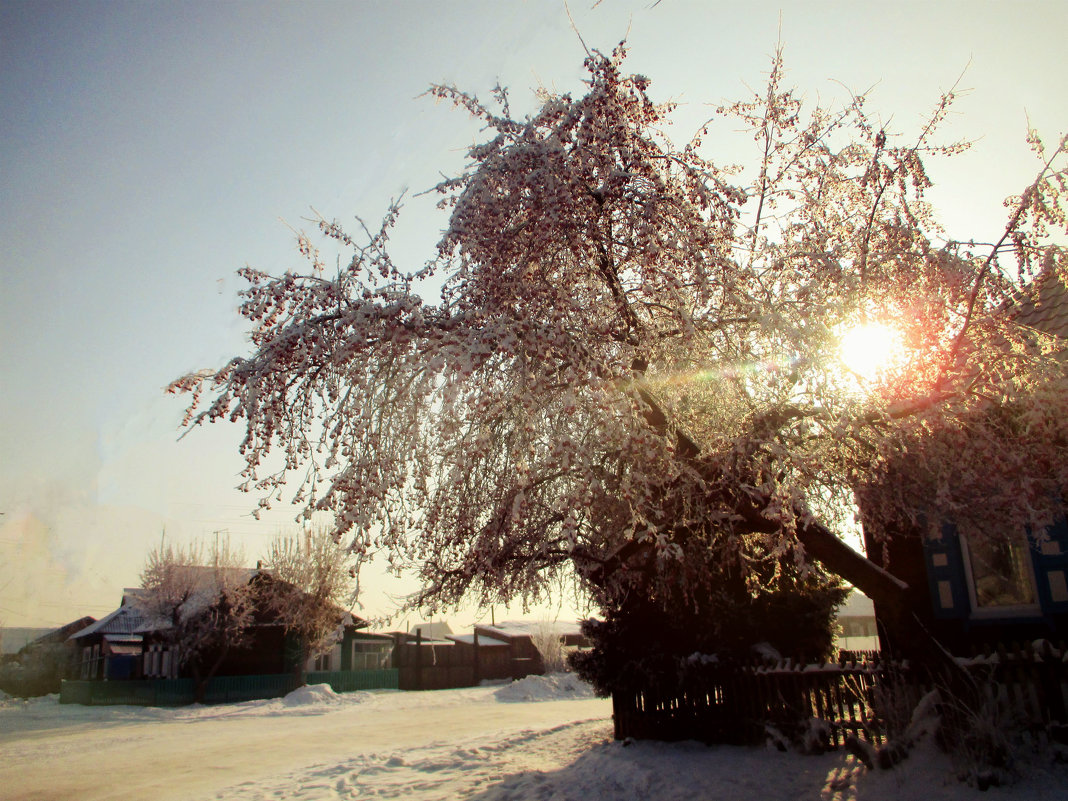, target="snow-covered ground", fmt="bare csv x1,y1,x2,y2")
2,675,1066,800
